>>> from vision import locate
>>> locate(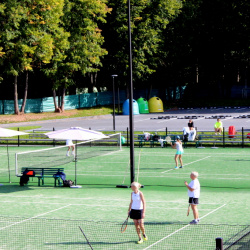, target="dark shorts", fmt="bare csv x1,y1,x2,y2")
189,197,199,205
130,209,143,220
